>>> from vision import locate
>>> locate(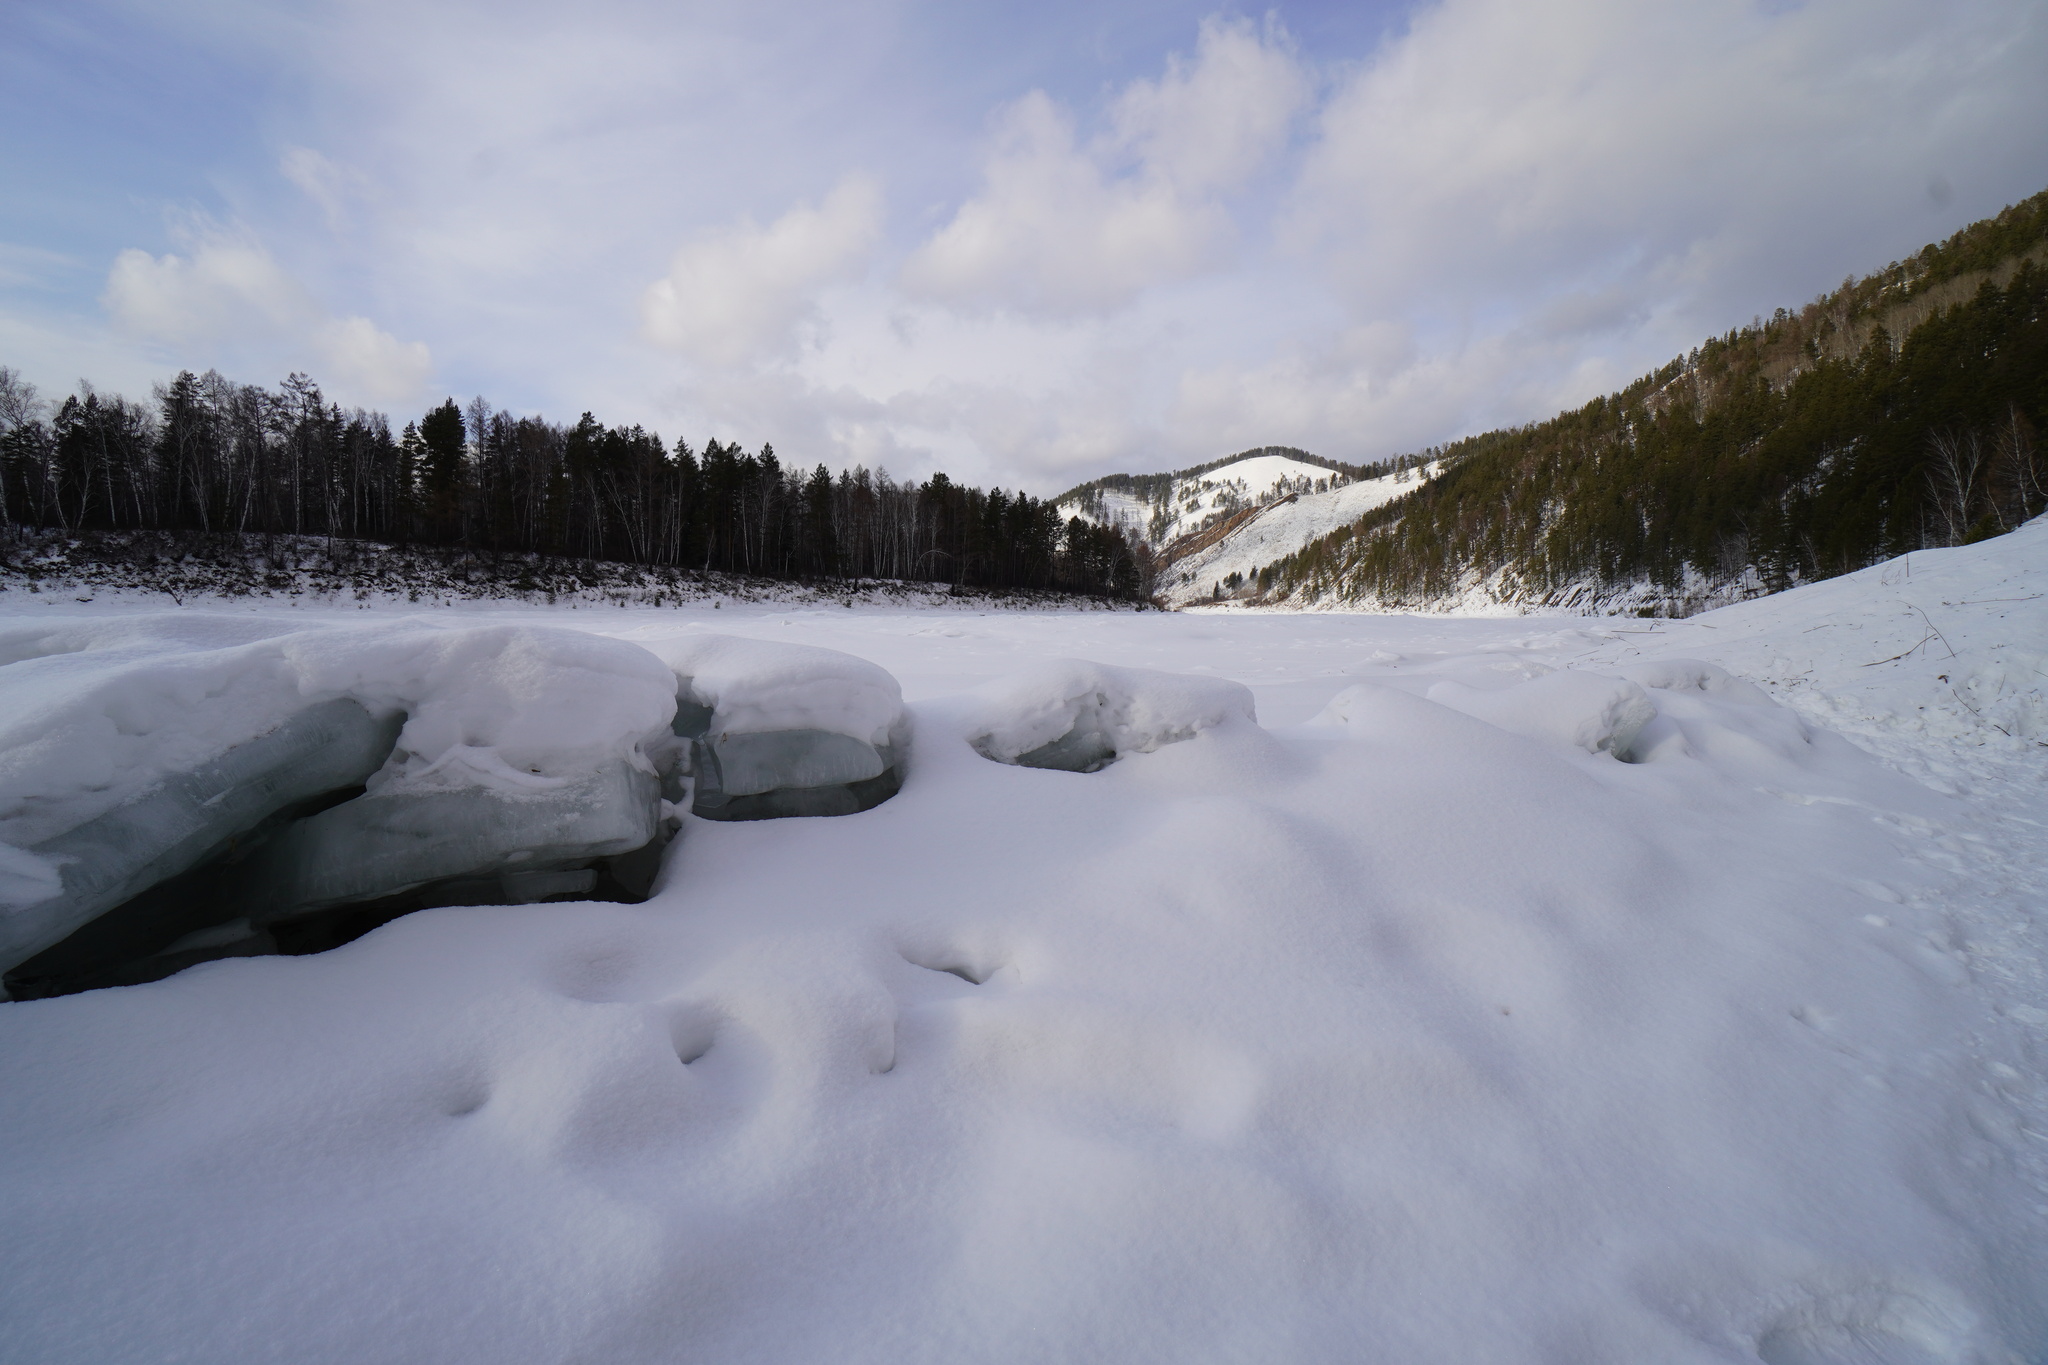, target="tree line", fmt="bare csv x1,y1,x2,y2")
0,371,1152,599
1260,189,2048,609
